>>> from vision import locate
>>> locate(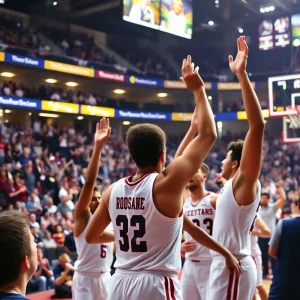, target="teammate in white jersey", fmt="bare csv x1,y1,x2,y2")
207,36,265,300
251,214,271,300
181,164,216,300
73,118,114,300
86,56,241,300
